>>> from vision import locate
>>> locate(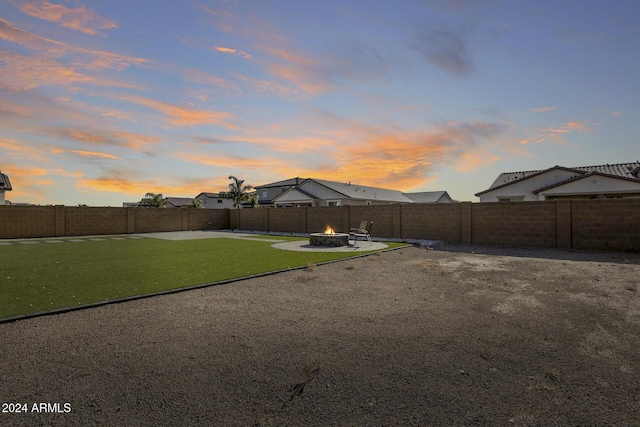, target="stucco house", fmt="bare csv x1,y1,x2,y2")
253,178,306,206
475,162,640,202
194,192,235,209
262,177,452,207
0,170,12,205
